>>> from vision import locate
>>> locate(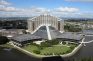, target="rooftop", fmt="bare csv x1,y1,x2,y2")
11,26,83,42
12,34,42,42
56,32,83,41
